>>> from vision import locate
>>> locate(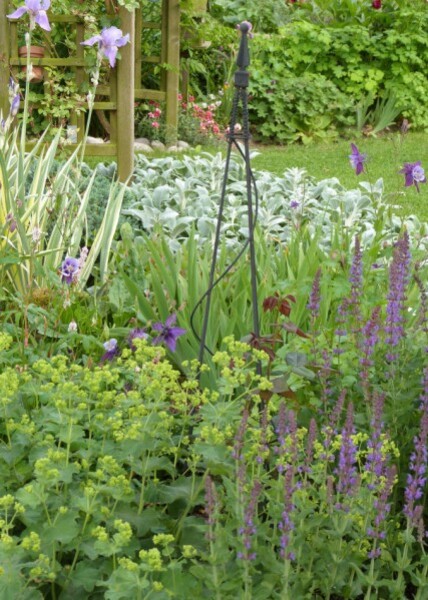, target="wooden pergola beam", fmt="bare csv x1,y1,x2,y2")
117,6,135,182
